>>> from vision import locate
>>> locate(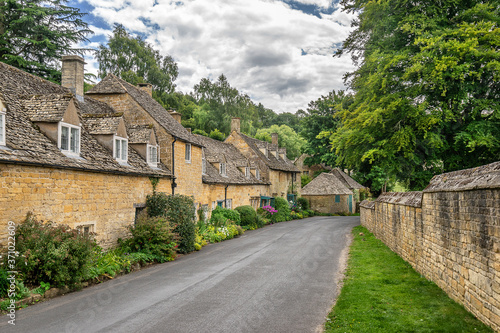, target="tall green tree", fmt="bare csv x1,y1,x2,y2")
95,24,178,95
255,124,306,160
301,90,353,167
0,0,92,82
331,0,500,190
